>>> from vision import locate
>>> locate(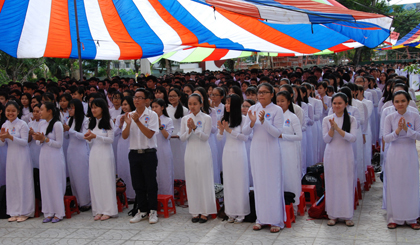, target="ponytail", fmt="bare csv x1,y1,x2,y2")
342,107,351,133
44,102,60,136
